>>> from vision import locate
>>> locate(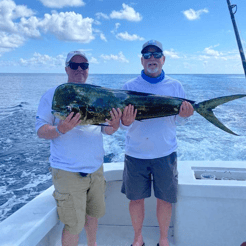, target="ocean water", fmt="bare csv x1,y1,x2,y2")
0,73,246,222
